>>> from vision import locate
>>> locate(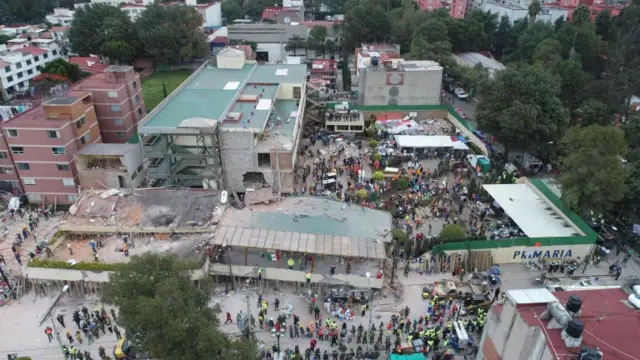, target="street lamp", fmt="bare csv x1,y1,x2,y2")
365,272,373,341
38,284,69,359
271,326,286,353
